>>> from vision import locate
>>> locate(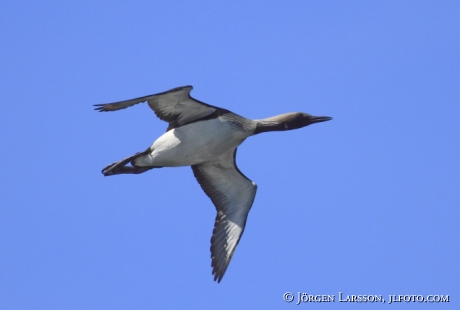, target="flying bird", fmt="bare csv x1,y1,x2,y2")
94,86,332,282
